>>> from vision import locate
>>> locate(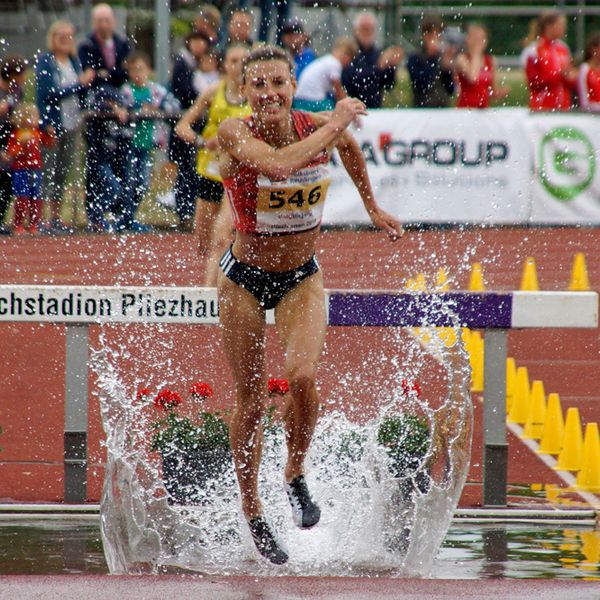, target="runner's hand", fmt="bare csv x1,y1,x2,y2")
330,98,367,132
368,206,404,241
